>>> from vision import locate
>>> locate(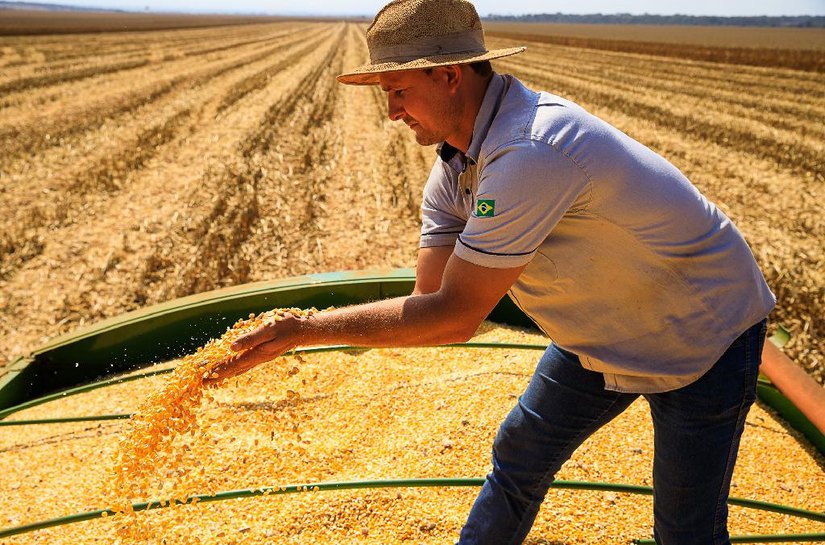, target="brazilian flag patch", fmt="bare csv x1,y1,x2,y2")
475,199,496,217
